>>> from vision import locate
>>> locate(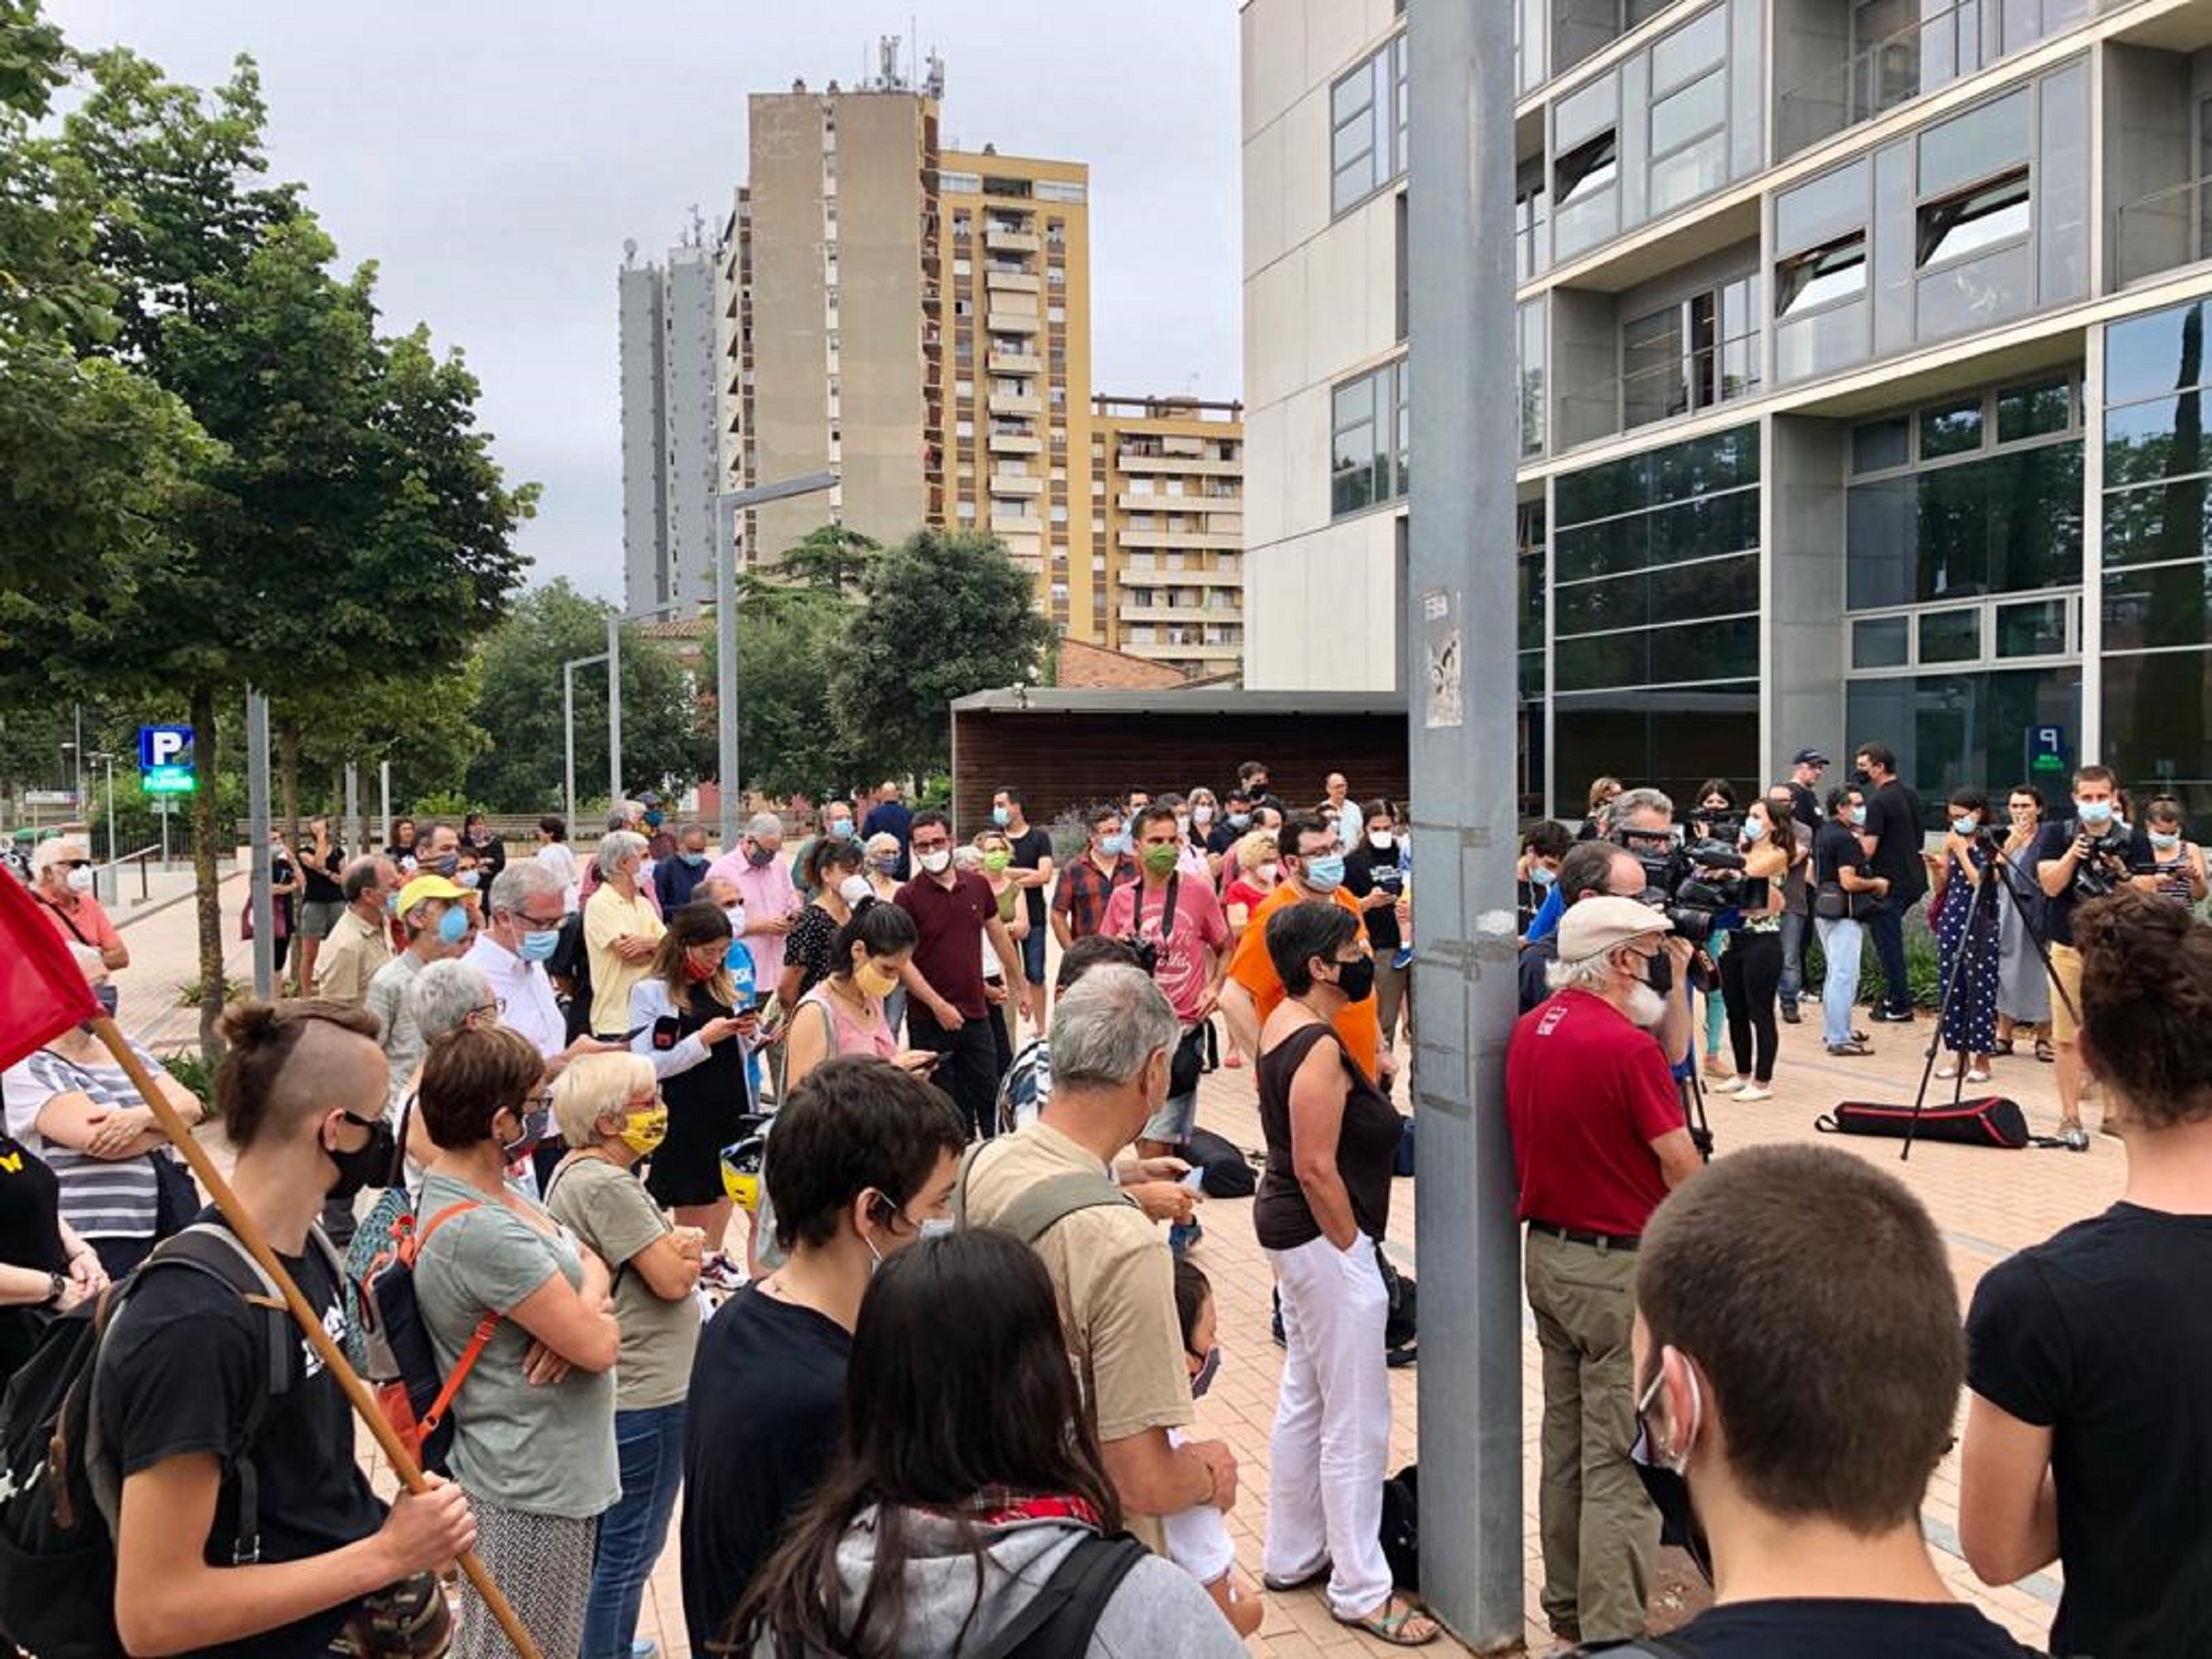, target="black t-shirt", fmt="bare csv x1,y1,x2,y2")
2029,820,2156,948
1664,1598,2039,1657
682,1285,851,1653
1787,780,1822,832
1206,821,1245,857
1342,844,1406,952
1518,936,1558,1014
1861,778,1927,899
300,844,345,904
96,1218,385,1659
0,1134,66,1277
1968,1201,2212,1659
1006,824,1053,929
1813,819,1870,891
